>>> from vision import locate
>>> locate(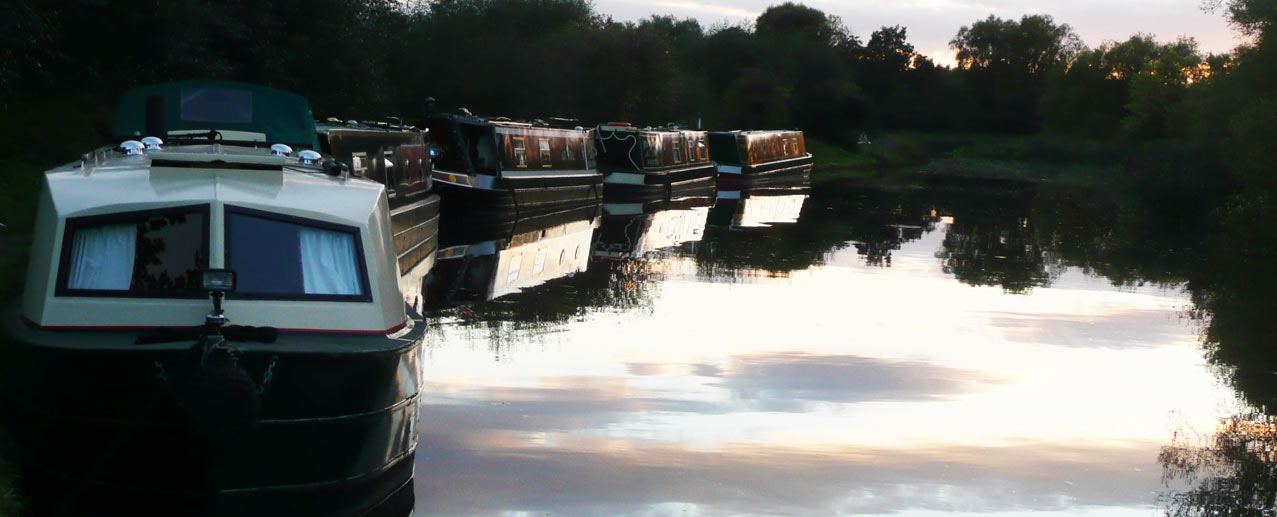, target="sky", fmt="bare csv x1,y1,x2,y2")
594,0,1245,66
